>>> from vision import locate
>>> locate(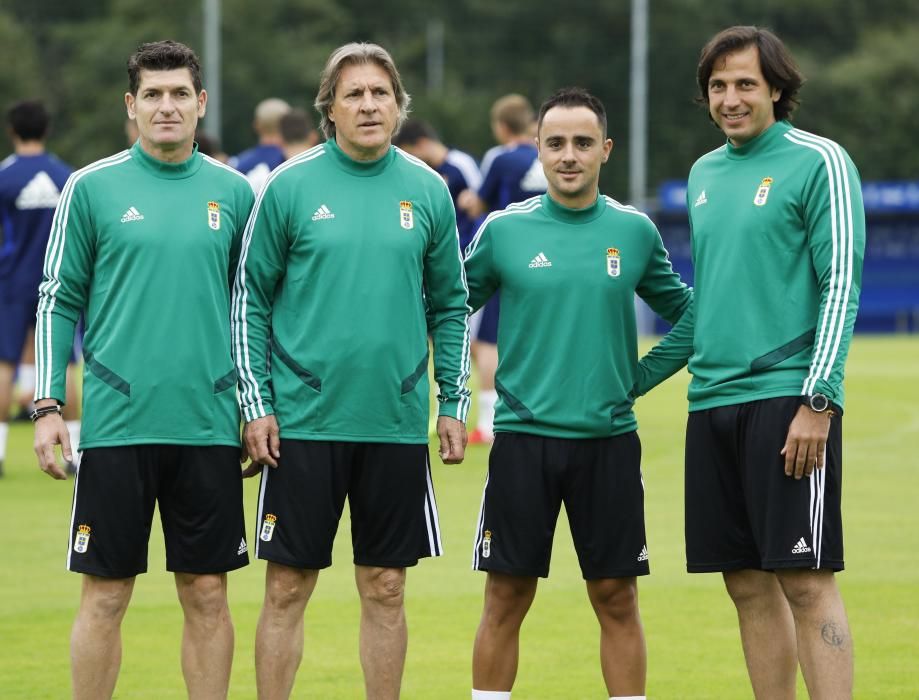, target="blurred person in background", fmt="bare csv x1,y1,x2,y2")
0,99,80,478
278,107,320,160
229,97,290,192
